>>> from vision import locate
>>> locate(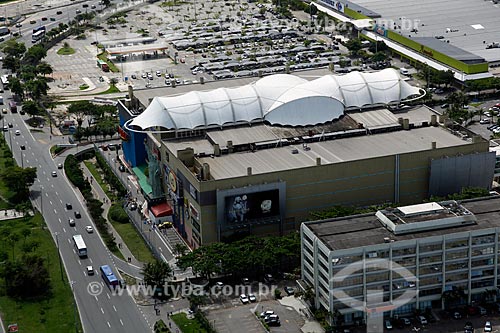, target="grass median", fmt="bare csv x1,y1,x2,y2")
108,204,155,263
0,214,82,332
